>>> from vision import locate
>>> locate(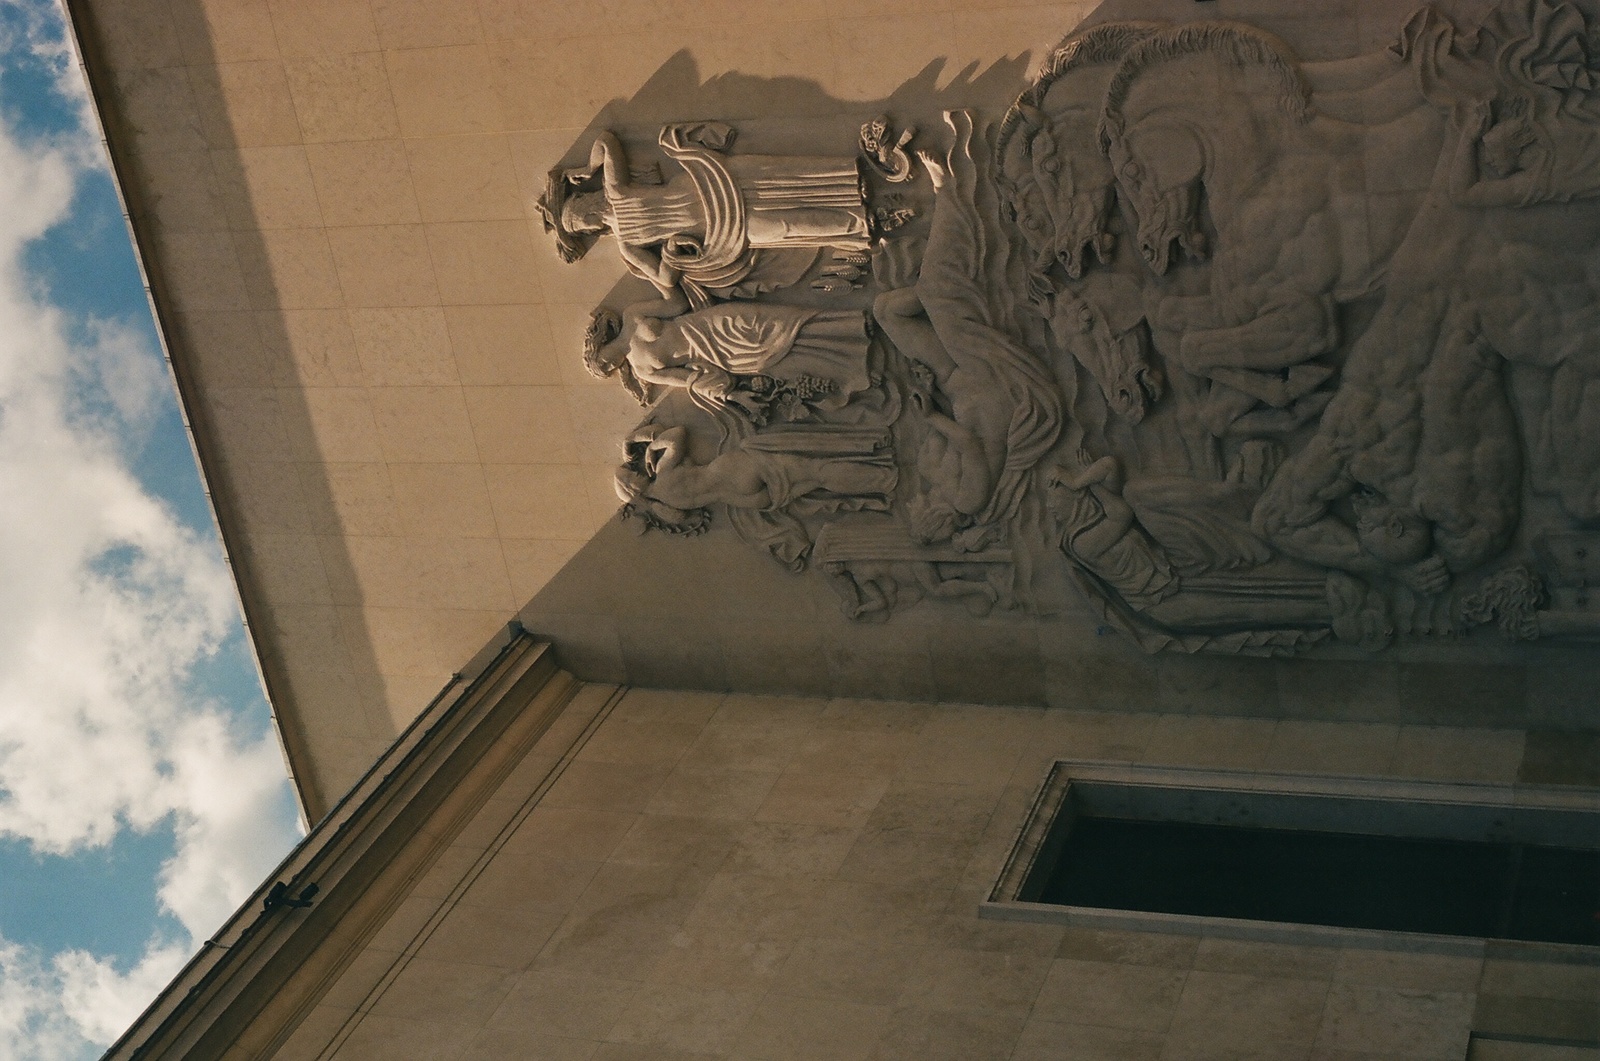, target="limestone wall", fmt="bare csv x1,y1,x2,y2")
271,686,1596,1060
69,0,1111,813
